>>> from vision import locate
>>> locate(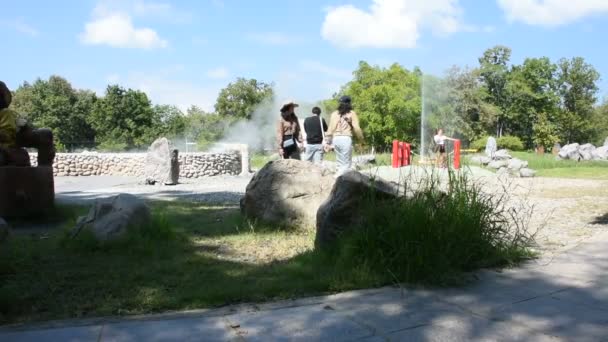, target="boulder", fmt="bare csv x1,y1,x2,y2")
558,143,580,160
520,168,537,178
488,160,509,169
592,146,608,160
241,159,335,229
507,158,528,171
579,143,596,161
72,194,152,241
470,156,491,166
0,217,10,242
144,138,179,185
485,137,497,158
315,171,399,249
493,149,511,160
